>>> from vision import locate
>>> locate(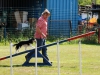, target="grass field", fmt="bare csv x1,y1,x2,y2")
0,43,100,75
